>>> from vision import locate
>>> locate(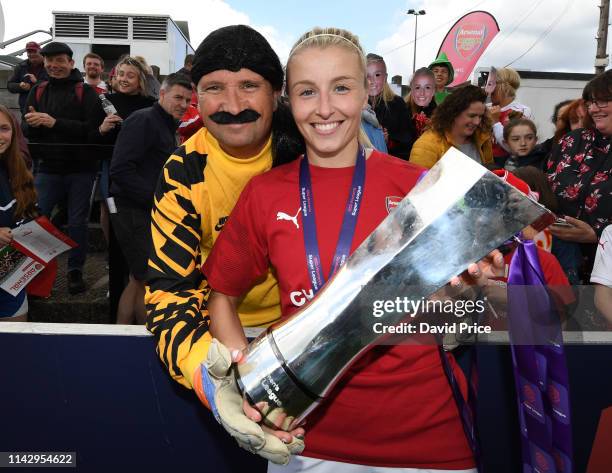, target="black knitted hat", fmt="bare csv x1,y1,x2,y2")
191,25,283,91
